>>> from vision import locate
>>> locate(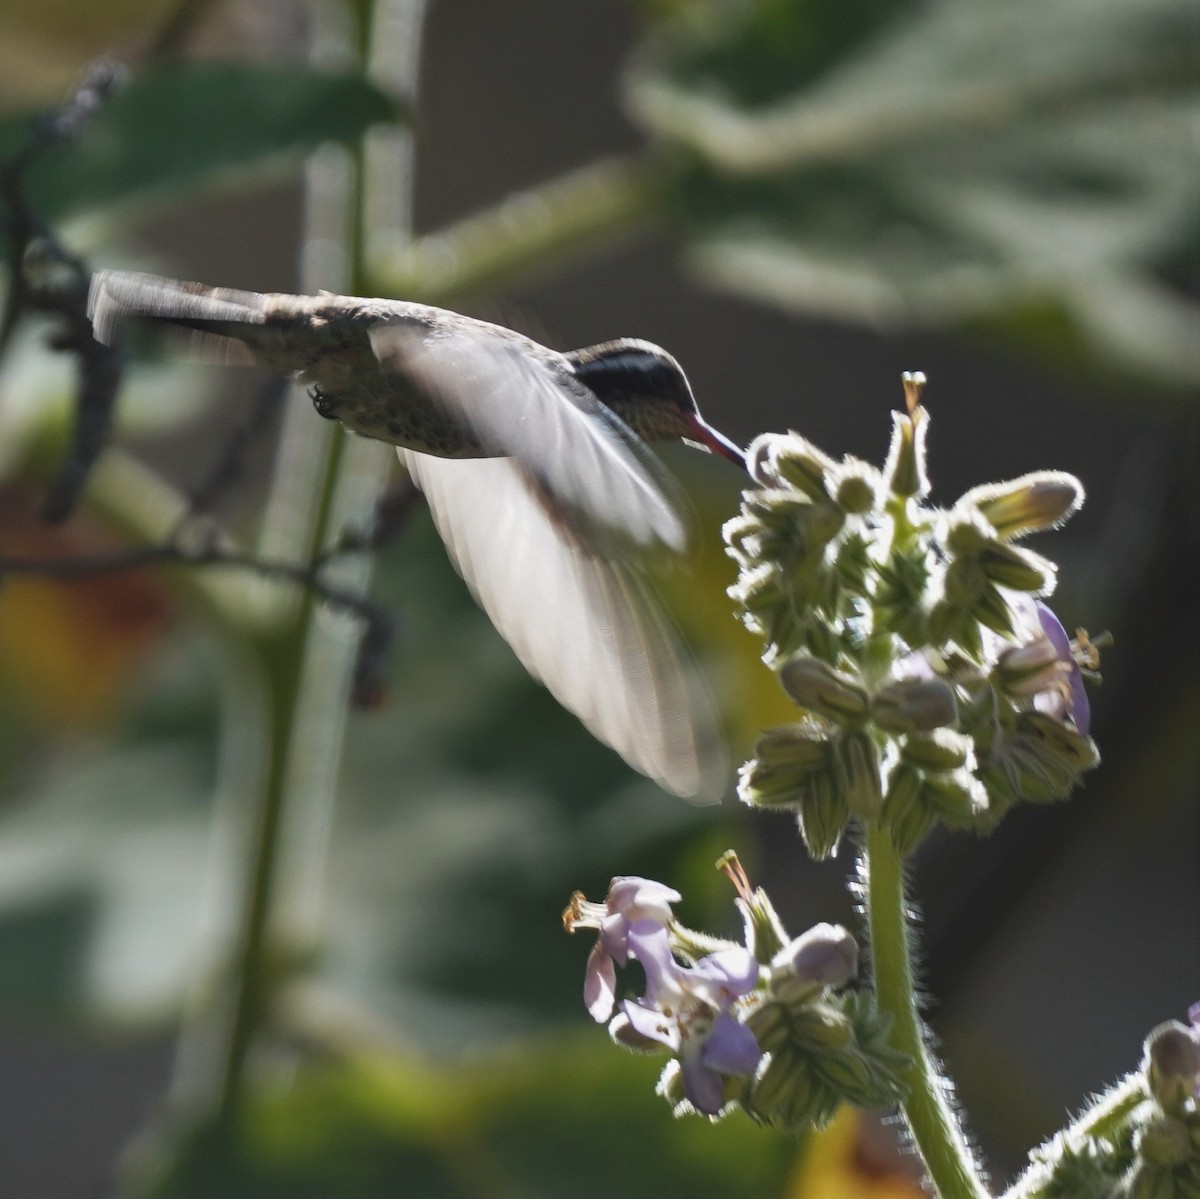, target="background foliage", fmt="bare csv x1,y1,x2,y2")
0,0,1195,1195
